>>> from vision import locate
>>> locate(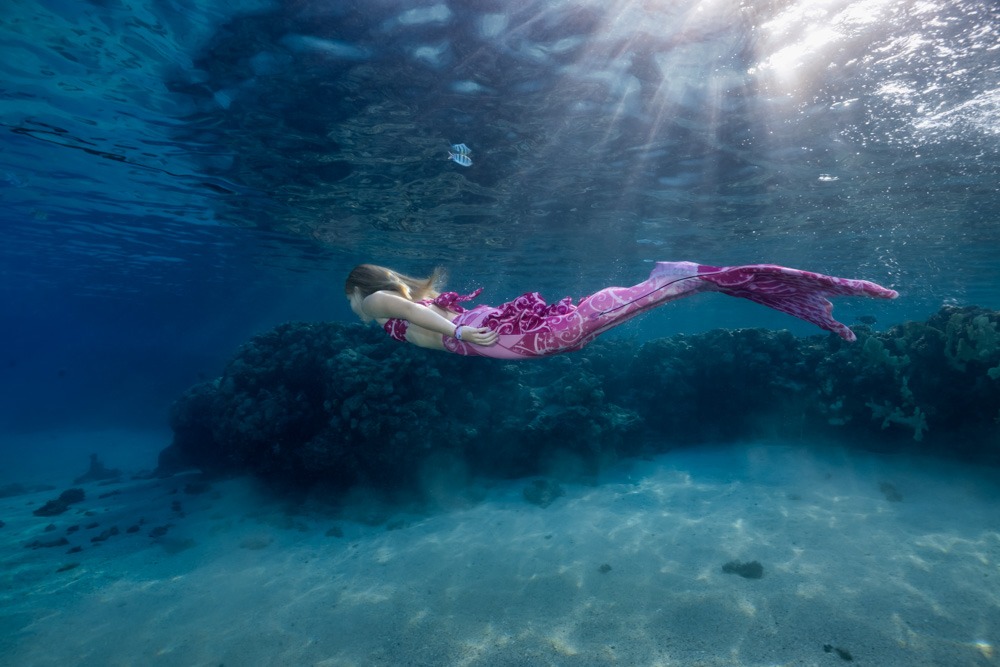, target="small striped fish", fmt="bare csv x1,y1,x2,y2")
448,143,472,167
